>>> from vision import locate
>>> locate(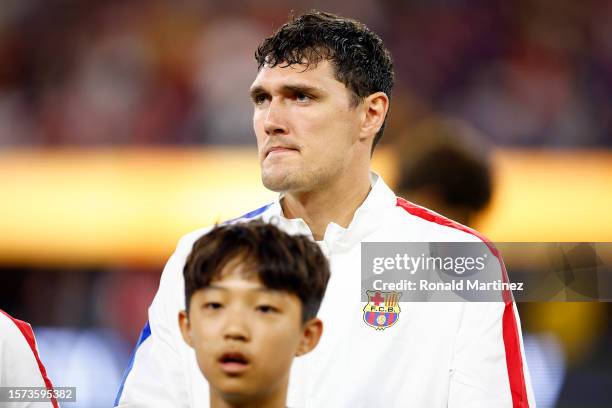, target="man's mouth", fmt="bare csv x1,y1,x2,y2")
218,352,250,374
266,146,298,158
